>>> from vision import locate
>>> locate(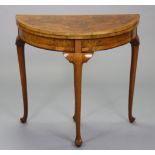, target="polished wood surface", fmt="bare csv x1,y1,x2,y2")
16,14,140,147
16,14,139,52
16,14,139,39
129,35,140,123
16,37,28,123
